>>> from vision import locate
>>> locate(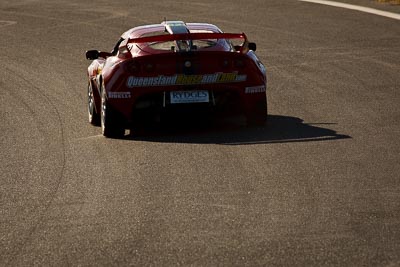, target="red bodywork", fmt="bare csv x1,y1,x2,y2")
87,23,267,127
